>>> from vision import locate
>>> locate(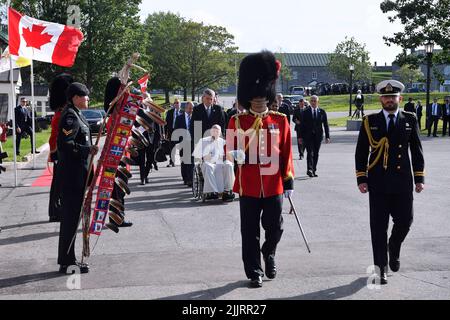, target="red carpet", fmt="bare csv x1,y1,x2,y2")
32,167,54,187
